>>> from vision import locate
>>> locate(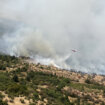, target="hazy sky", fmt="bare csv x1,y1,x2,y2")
0,0,105,74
